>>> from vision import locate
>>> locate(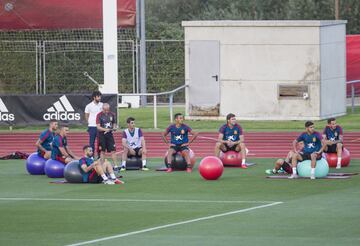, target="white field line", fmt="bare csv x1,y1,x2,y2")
0,197,279,204
66,201,283,246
